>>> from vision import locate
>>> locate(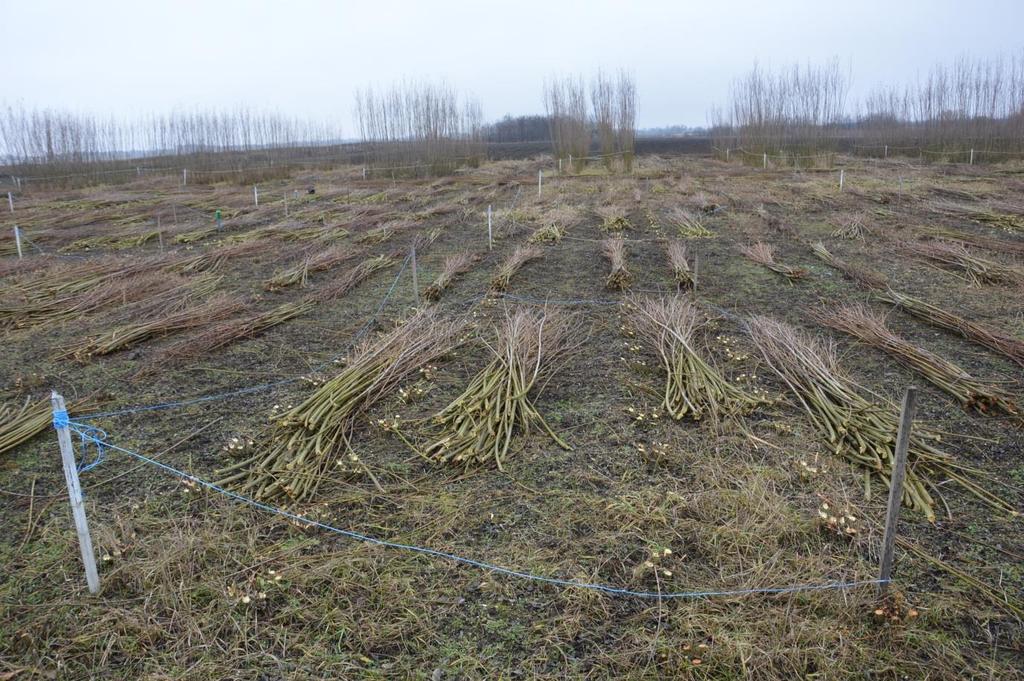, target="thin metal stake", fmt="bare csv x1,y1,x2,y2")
878,386,918,594
487,204,493,250
411,246,419,305
51,391,100,594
